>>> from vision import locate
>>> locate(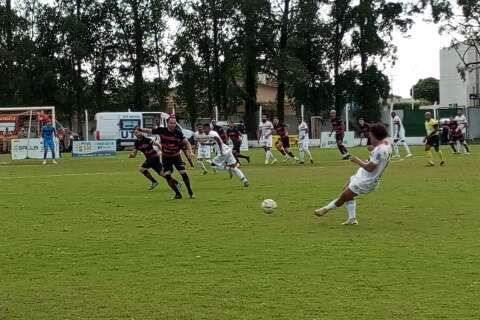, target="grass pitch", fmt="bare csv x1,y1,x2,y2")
1,146,480,320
